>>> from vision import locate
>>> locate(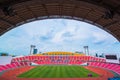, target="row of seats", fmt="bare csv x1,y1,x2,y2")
0,62,30,72
89,62,120,74
34,60,84,65
12,56,106,63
